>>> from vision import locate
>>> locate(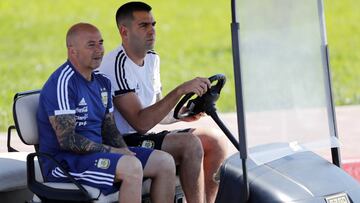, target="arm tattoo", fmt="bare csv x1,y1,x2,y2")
49,115,111,154
102,112,127,148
